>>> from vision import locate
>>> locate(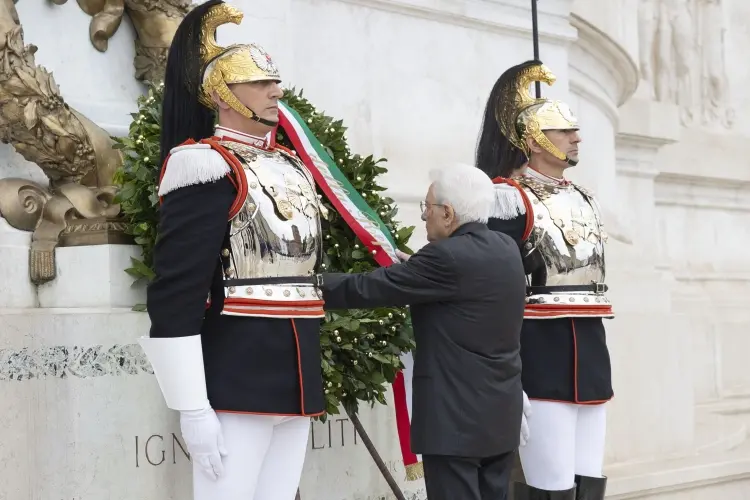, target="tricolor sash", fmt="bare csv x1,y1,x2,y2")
277,101,422,480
